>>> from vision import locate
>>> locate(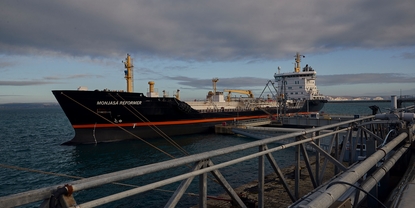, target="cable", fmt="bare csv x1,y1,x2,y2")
326,181,387,208
61,92,177,159
112,93,189,156
62,92,220,185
